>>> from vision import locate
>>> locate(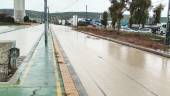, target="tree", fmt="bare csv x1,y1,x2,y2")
153,4,164,24
129,1,136,28
109,6,117,29
24,16,30,22
109,0,128,31
101,11,108,28
115,2,125,31
129,0,151,28
5,16,15,23
0,13,7,18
